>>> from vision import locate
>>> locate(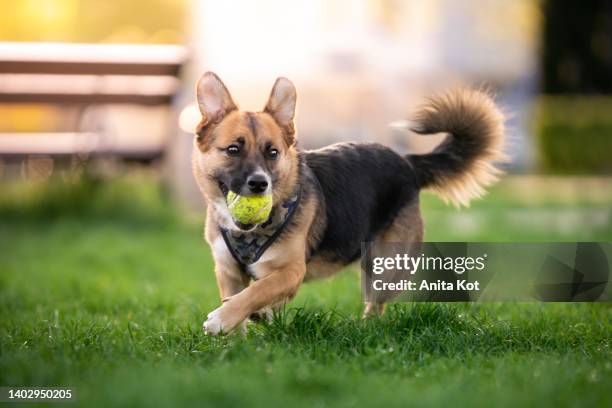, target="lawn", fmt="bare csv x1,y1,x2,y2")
0,175,611,407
